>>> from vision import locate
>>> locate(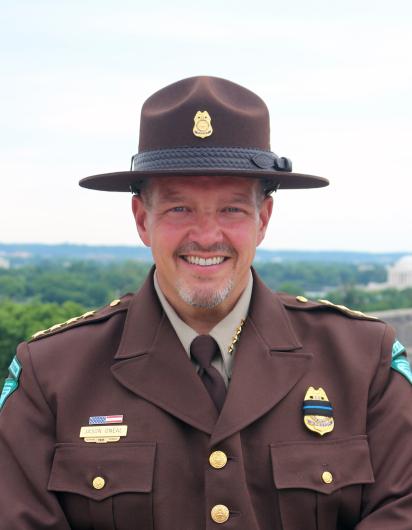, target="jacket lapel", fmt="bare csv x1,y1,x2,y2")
111,271,218,435
111,269,312,442
210,272,312,446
